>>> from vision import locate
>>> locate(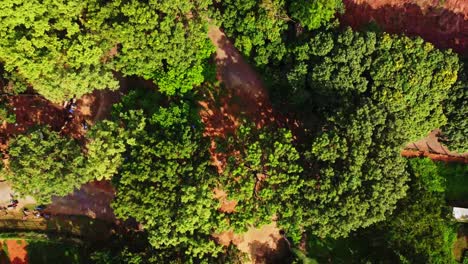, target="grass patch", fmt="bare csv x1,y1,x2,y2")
442,163,468,201
27,239,85,264
1,241,9,258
